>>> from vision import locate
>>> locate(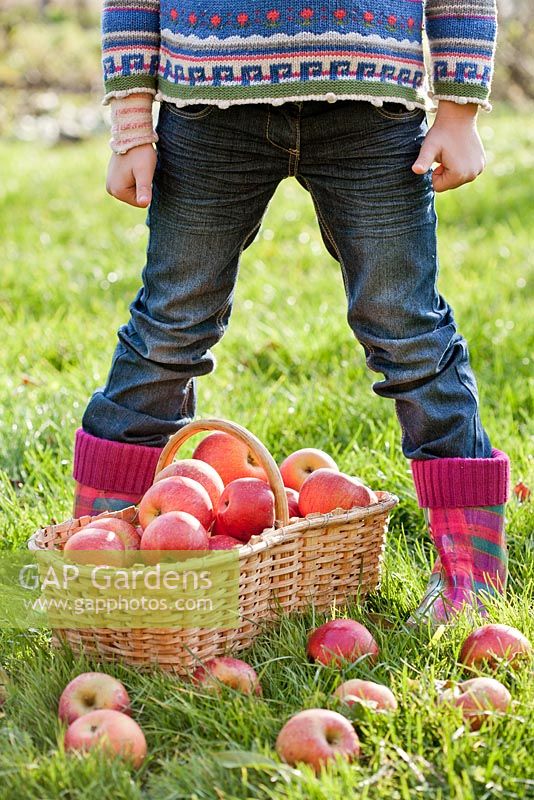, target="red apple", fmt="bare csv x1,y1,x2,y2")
192,657,261,695
279,448,339,491
215,478,275,543
209,534,241,550
58,672,131,724
63,528,125,566
154,458,224,512
84,518,141,550
307,619,379,667
64,708,146,768
140,511,209,551
460,624,532,670
138,476,213,531
299,469,377,516
334,679,397,712
276,708,360,772
438,677,511,730
192,431,267,485
285,487,301,518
